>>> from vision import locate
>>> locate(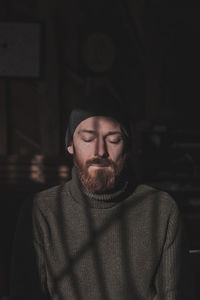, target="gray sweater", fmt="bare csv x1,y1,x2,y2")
10,169,192,299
